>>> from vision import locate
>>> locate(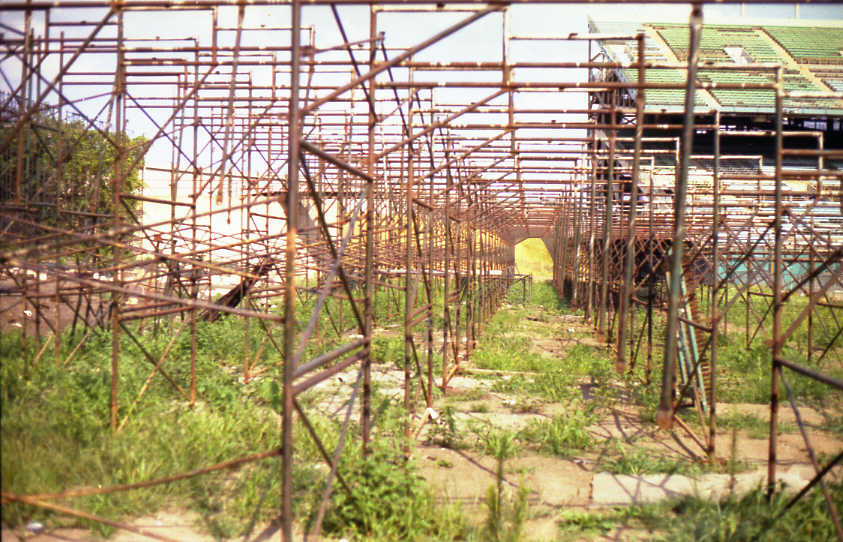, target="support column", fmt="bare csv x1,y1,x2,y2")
709,109,721,457
658,4,702,429
110,7,125,431
617,34,646,373
768,65,783,496
282,2,301,538
362,4,377,454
